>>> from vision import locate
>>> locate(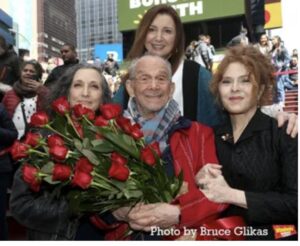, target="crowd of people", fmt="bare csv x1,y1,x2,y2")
185,31,298,108
0,3,298,241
